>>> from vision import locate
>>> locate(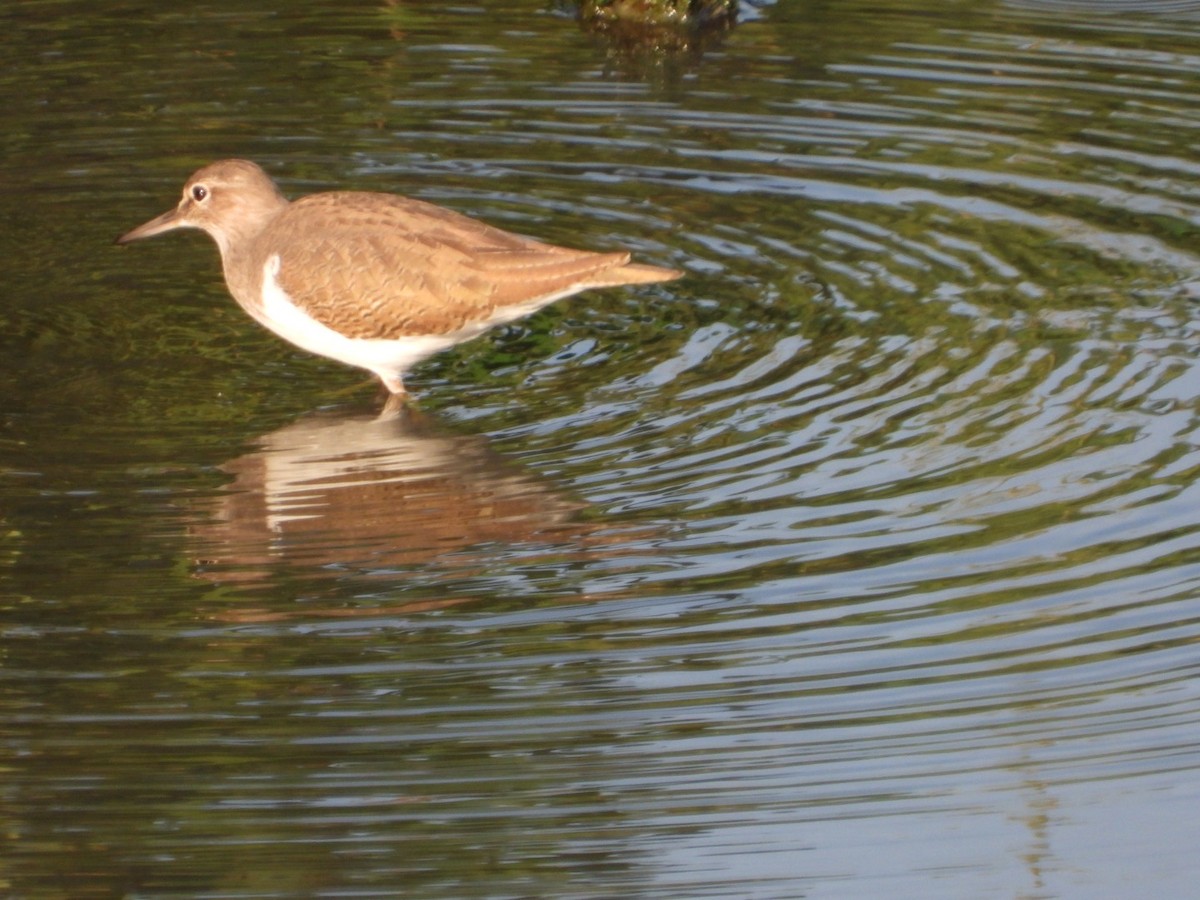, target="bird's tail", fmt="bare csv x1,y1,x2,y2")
605,261,684,286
